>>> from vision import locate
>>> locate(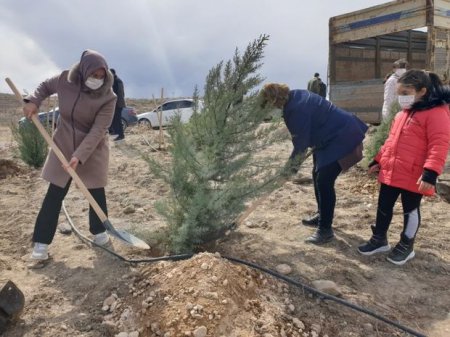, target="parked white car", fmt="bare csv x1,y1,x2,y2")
137,98,202,128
